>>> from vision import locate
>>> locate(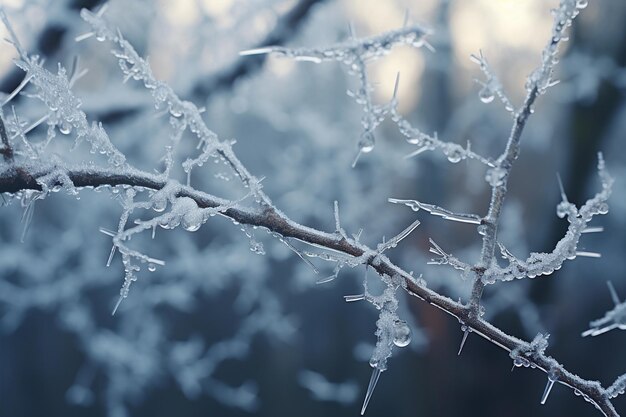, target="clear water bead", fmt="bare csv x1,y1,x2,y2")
59,121,72,135
478,86,495,104
392,320,411,347
358,132,375,153
446,148,463,163
369,357,379,368
153,198,167,212
598,203,609,215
